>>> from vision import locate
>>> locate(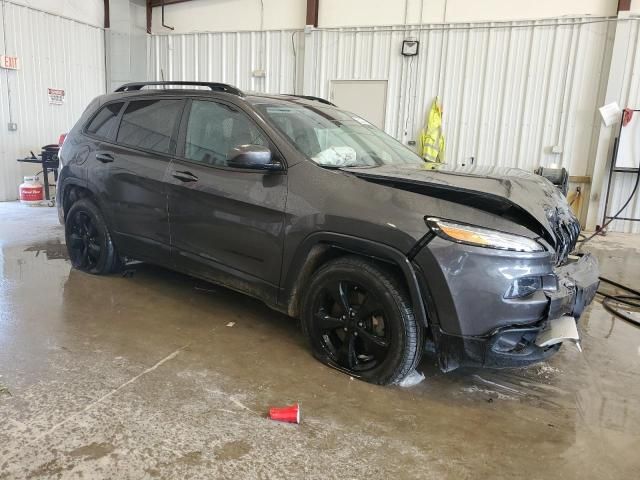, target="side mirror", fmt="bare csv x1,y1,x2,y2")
227,144,283,171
